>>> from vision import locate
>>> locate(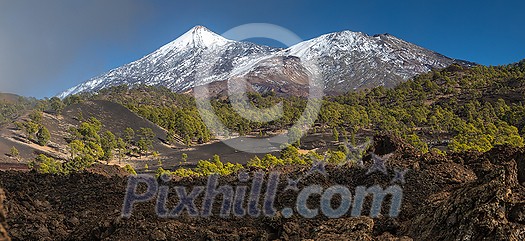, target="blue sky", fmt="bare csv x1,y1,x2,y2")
0,0,524,98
